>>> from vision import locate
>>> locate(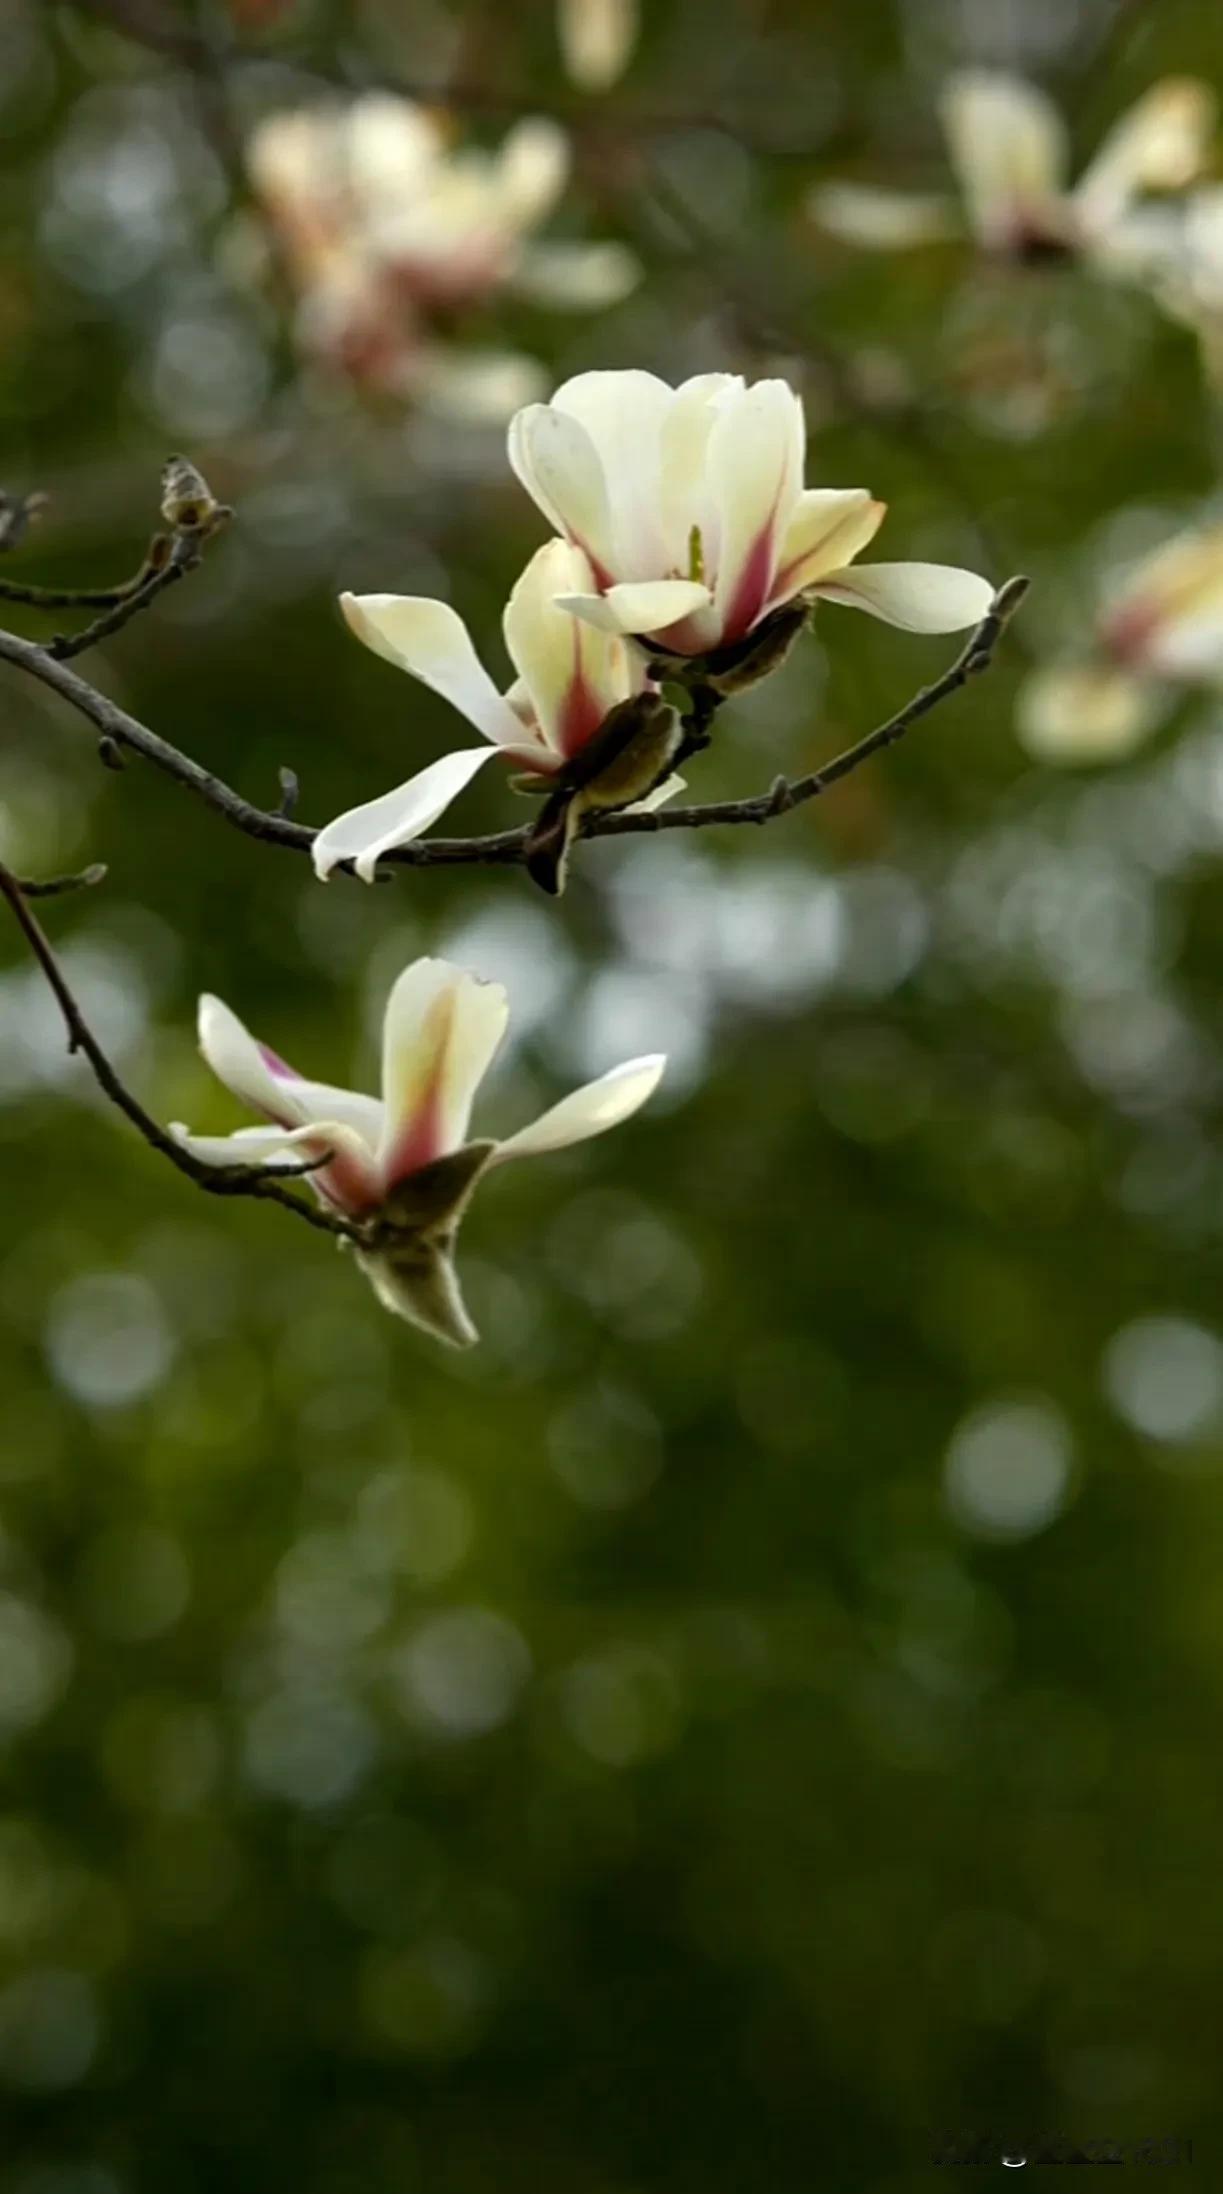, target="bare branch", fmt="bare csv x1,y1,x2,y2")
0,580,1026,875
15,862,109,900
0,862,359,1242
